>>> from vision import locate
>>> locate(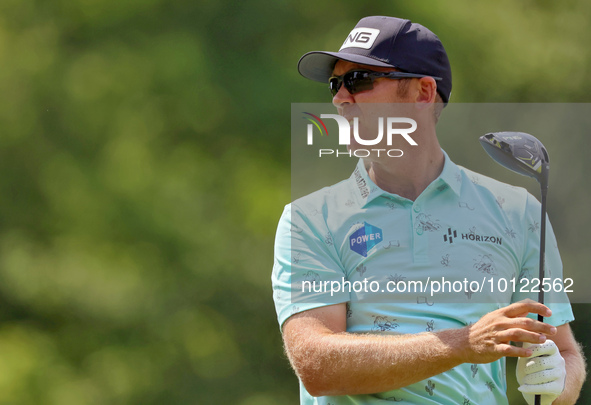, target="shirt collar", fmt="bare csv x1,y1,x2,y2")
350,150,462,207
439,150,462,197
